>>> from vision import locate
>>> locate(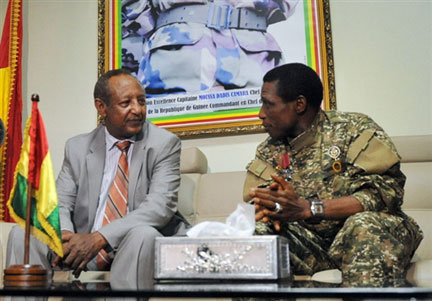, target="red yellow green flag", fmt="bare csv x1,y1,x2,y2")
0,0,23,222
7,99,63,257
